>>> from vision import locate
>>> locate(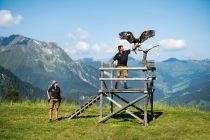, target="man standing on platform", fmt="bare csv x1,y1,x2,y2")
110,45,139,89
